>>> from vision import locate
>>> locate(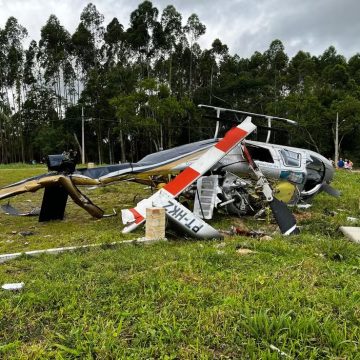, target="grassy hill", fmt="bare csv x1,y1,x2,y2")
0,166,359,359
